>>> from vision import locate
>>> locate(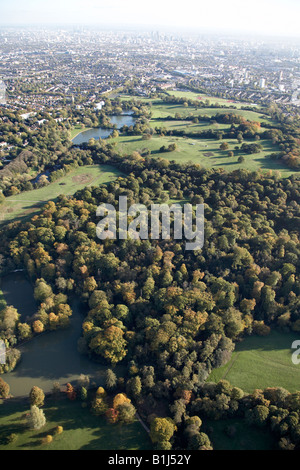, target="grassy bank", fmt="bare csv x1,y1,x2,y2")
203,418,277,450
69,125,92,140
207,330,300,393
0,164,123,225
0,398,152,450
112,134,292,176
